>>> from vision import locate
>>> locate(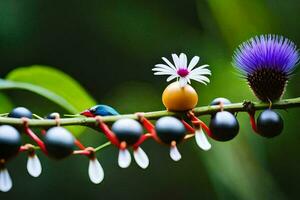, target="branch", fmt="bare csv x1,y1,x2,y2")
1,97,300,128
